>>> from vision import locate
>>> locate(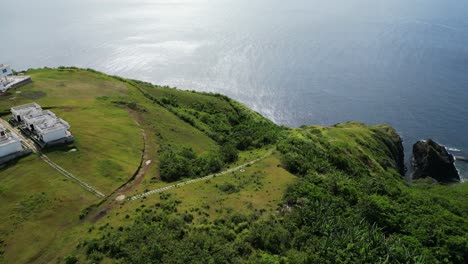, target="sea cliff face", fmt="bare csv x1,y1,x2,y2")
370,124,405,176
412,139,461,183
277,122,406,180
